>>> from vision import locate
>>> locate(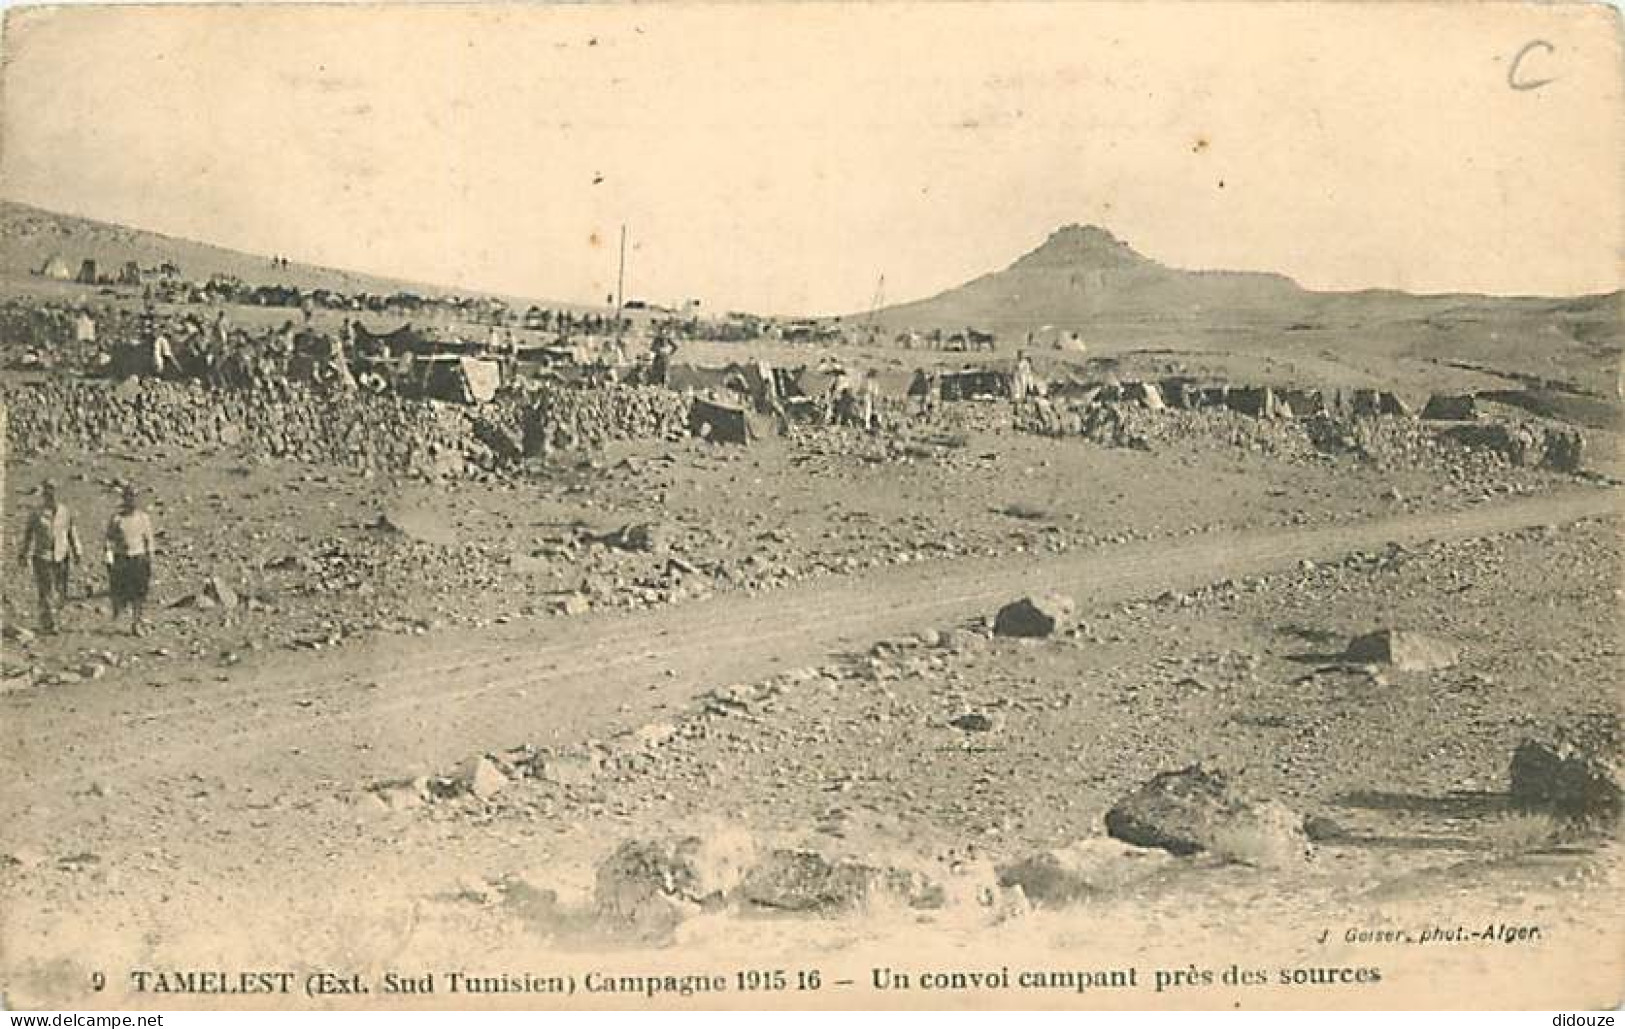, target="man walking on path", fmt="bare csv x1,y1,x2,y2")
105,485,157,637
16,480,83,635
